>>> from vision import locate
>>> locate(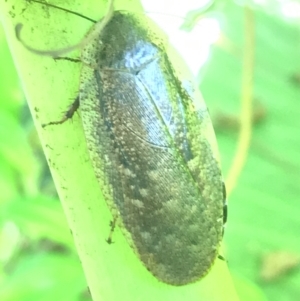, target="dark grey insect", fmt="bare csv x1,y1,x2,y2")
17,6,227,286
